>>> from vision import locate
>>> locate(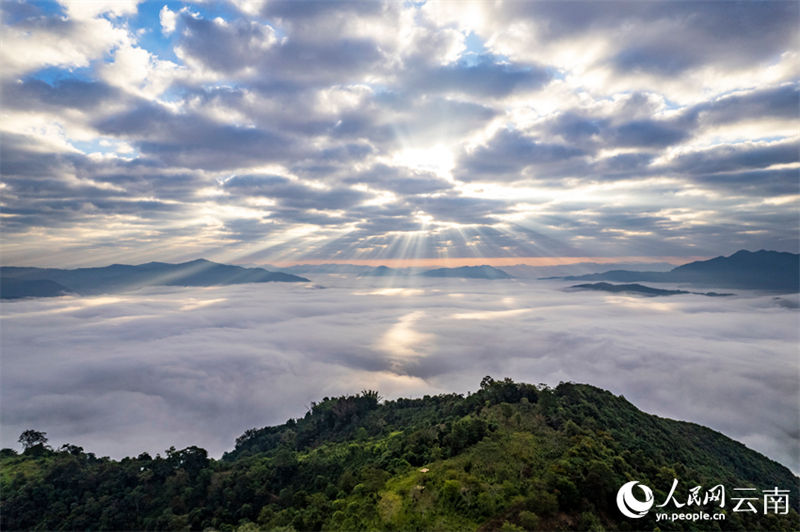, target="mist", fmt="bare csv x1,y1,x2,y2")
1,276,797,473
